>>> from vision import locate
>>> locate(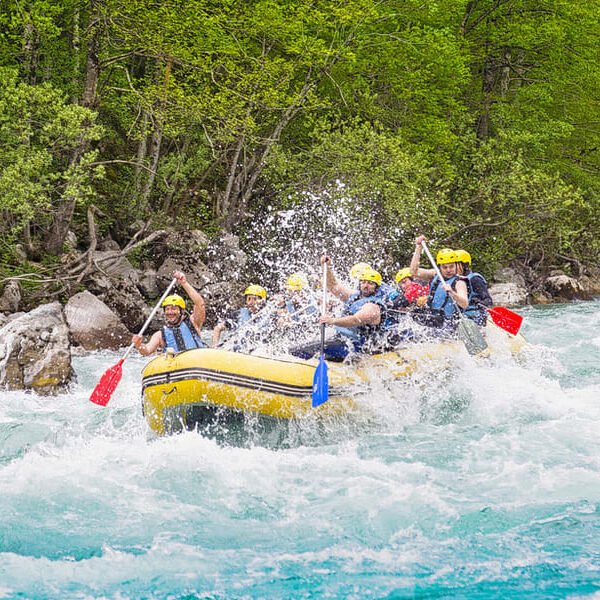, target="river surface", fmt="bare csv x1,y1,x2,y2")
1,300,599,599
